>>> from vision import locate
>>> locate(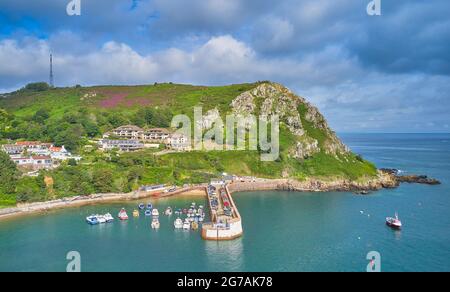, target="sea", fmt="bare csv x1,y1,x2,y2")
0,133,449,272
